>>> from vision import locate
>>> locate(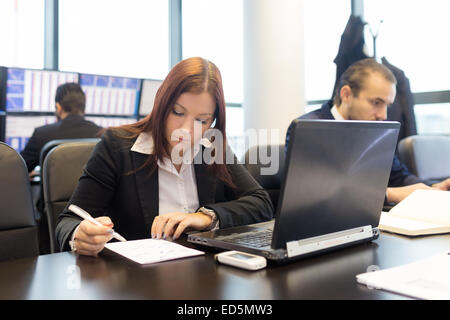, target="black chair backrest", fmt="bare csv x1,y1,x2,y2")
39,138,102,175
398,135,450,182
244,144,286,210
42,140,99,253
37,138,100,254
0,142,39,261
